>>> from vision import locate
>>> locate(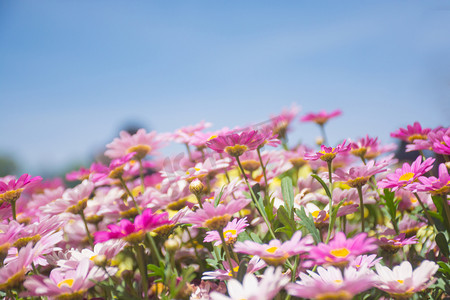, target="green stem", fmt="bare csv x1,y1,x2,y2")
235,156,276,240
134,244,149,299
319,124,328,146
195,194,204,209
413,193,435,227
146,233,162,263
325,160,334,243
138,159,145,194
119,176,141,214
79,210,94,248
256,147,269,201
11,200,16,221
440,193,450,232
357,186,365,232
185,143,193,161
219,228,236,277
